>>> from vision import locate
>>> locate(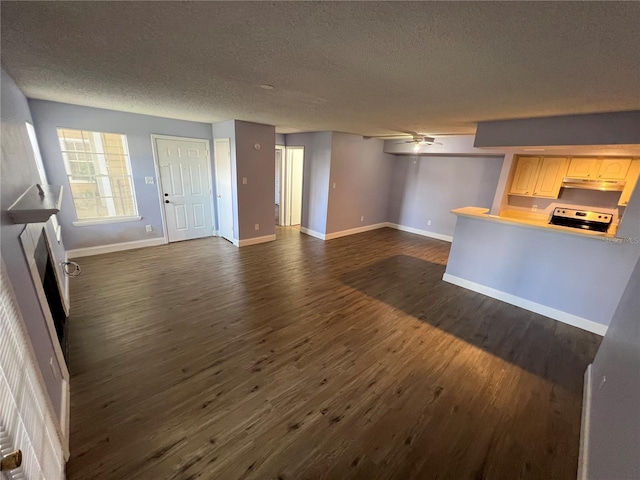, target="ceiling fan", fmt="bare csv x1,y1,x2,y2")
362,132,443,146
401,135,443,146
